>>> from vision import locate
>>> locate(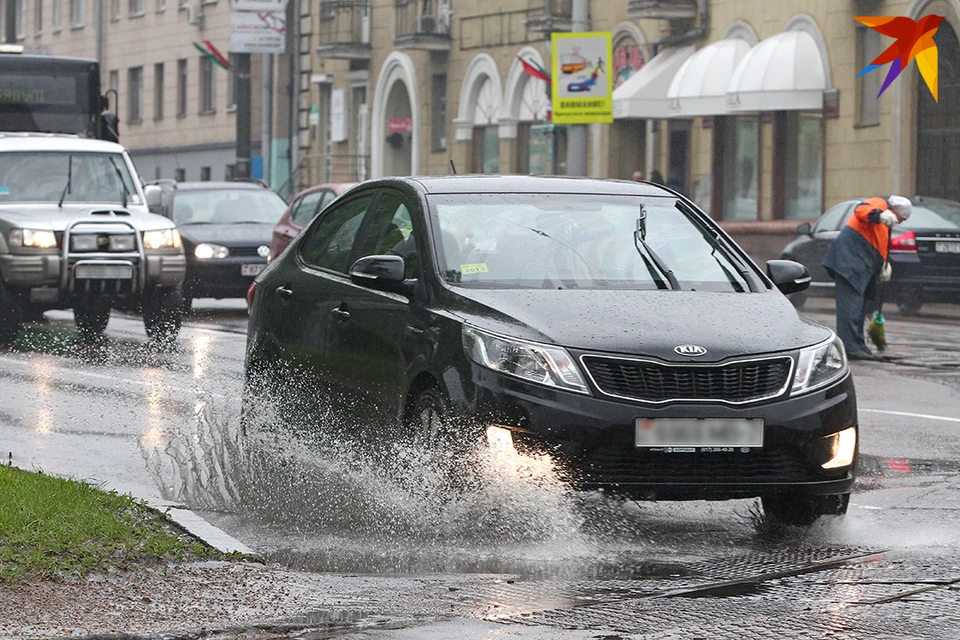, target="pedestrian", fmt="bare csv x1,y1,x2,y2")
650,169,664,185
632,170,645,181
822,195,912,360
